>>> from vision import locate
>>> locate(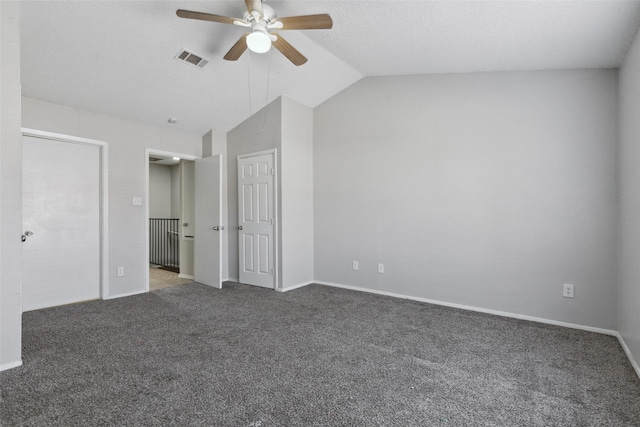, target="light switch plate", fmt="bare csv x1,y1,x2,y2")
132,197,142,206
